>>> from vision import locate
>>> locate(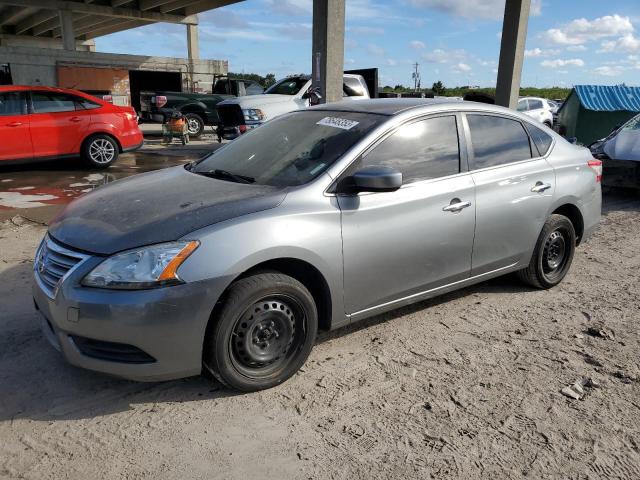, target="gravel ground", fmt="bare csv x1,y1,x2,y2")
0,190,639,480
